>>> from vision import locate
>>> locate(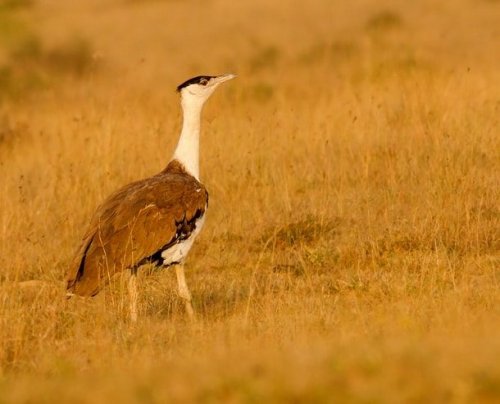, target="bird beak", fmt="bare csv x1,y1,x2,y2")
213,73,236,85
